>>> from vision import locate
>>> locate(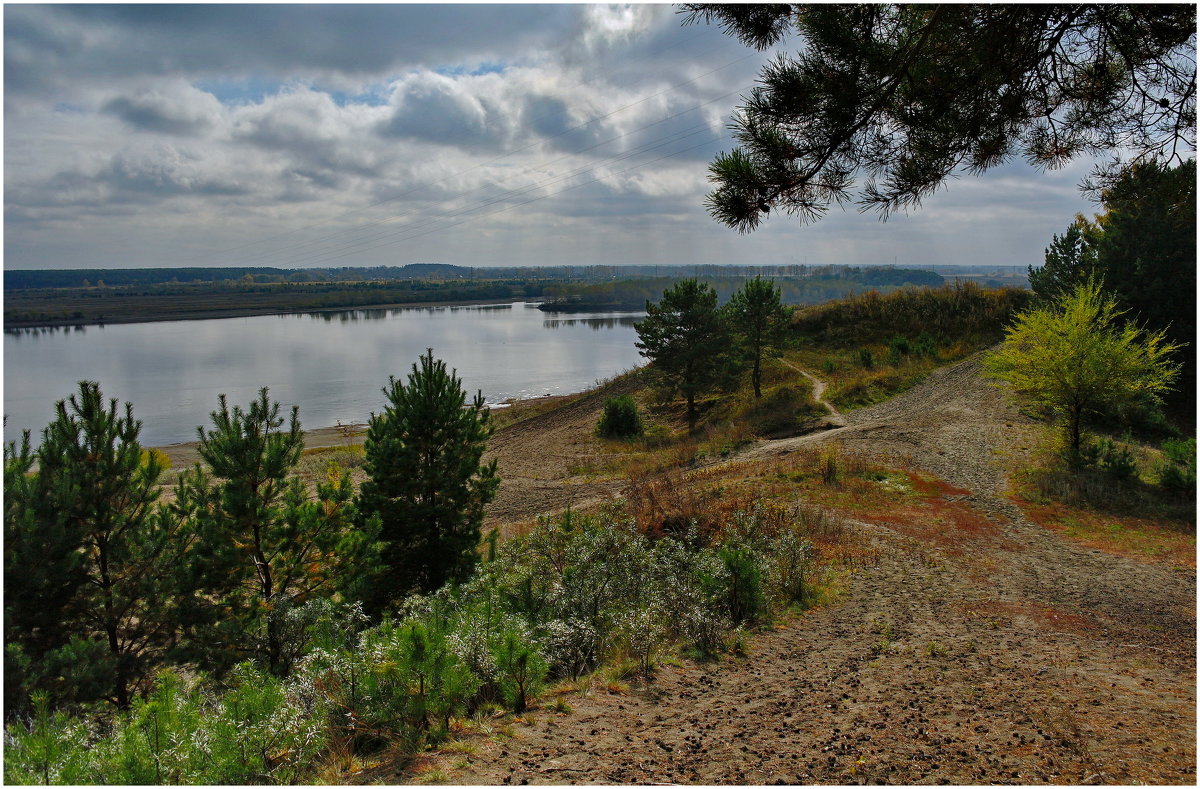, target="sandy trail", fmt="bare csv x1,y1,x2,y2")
418,354,1196,785
778,357,846,425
